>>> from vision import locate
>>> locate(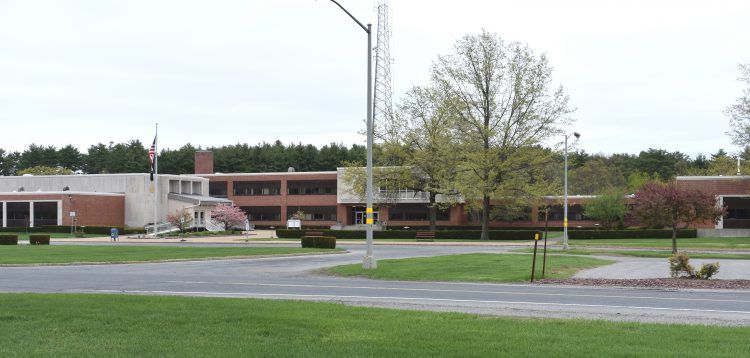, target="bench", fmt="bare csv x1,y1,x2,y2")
305,231,324,237
415,231,435,242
